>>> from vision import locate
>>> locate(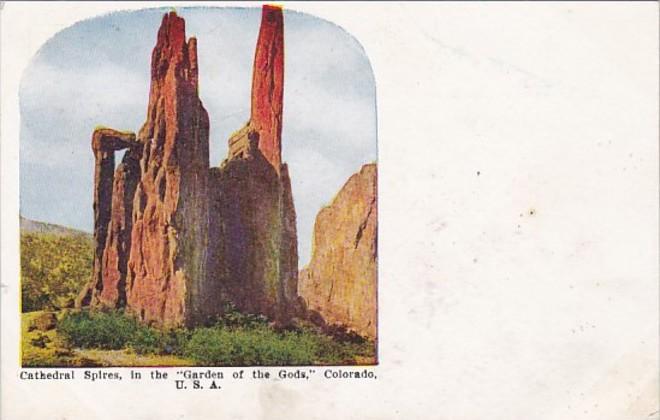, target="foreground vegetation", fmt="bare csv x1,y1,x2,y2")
21,310,194,367
23,307,375,367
